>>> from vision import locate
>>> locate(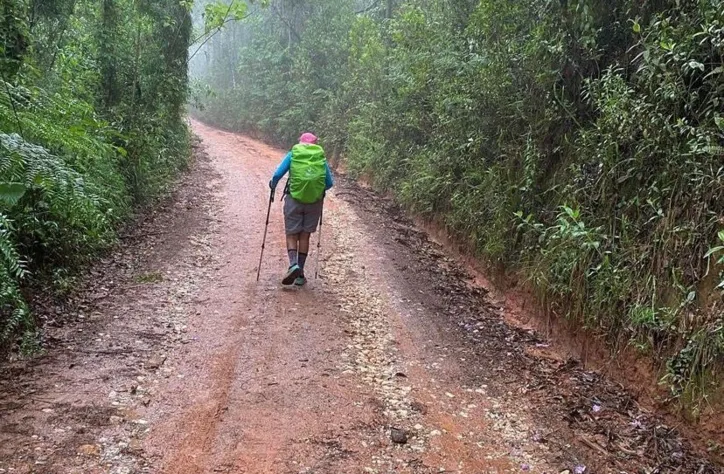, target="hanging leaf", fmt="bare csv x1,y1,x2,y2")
204,1,249,33
0,183,26,206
